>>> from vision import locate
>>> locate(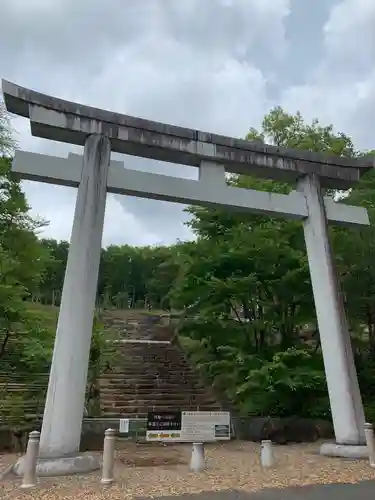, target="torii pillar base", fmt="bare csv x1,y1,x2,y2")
12,453,101,478
319,443,368,459
298,174,366,459
11,134,112,478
